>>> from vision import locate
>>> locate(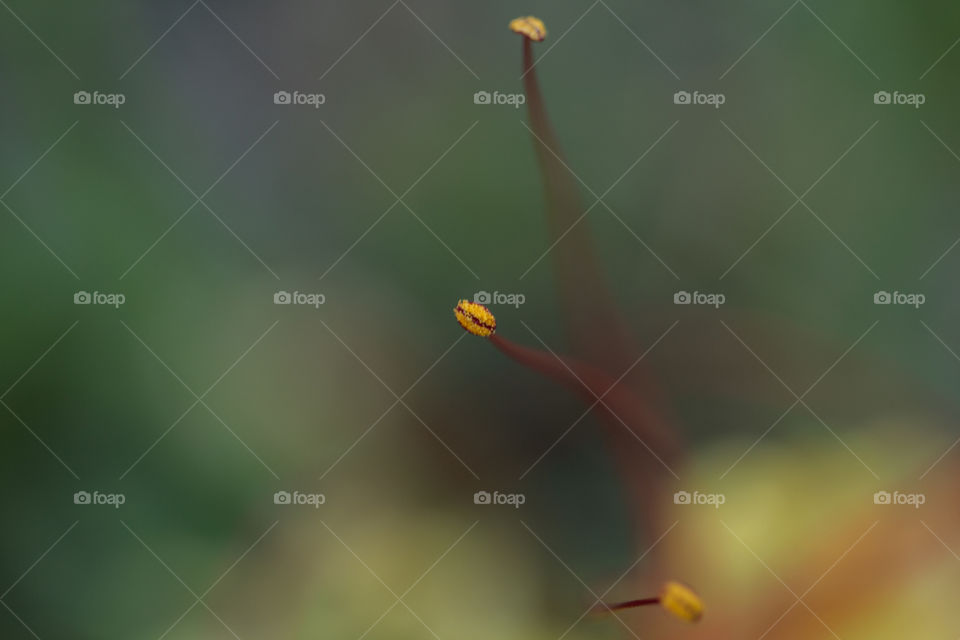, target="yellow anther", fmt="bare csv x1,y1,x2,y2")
509,16,547,42
659,581,703,622
454,300,496,337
